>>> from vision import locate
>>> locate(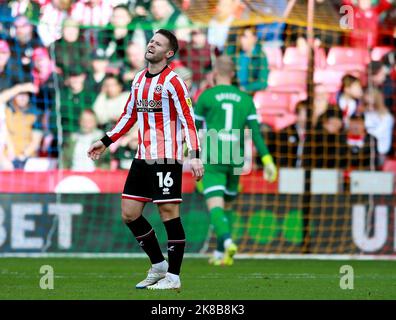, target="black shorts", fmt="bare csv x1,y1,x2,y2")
122,158,183,204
